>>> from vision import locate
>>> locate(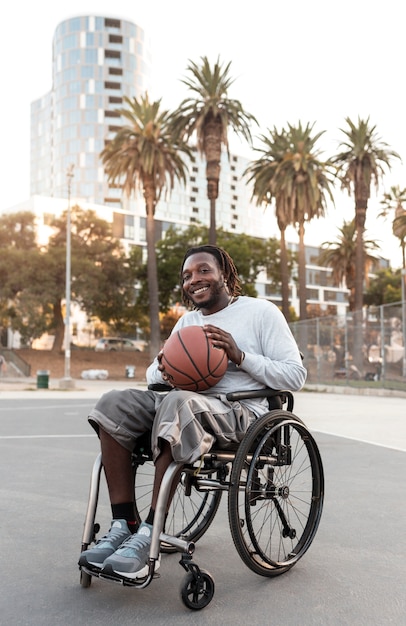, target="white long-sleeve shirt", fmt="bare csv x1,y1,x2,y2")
147,296,306,416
